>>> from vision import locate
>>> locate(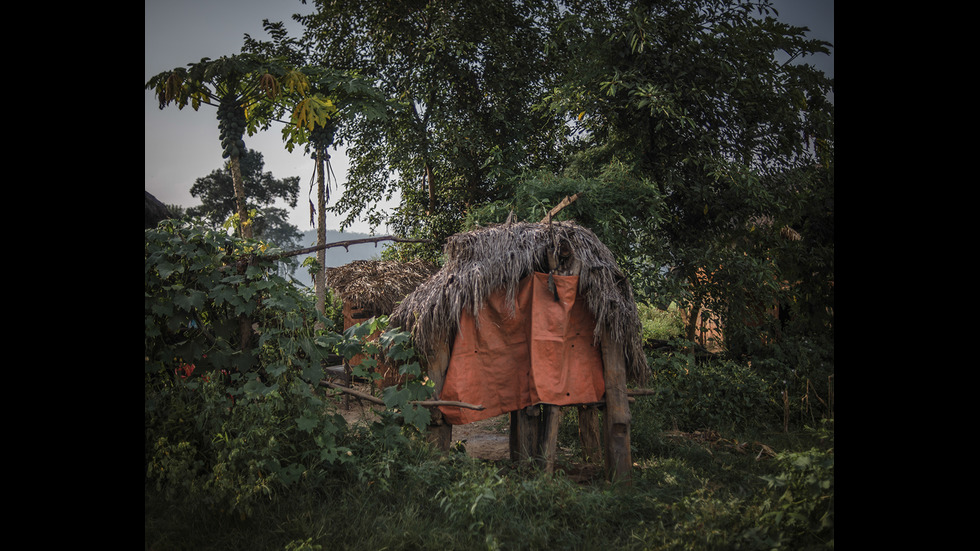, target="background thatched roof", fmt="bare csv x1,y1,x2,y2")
326,259,439,314
390,221,649,384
